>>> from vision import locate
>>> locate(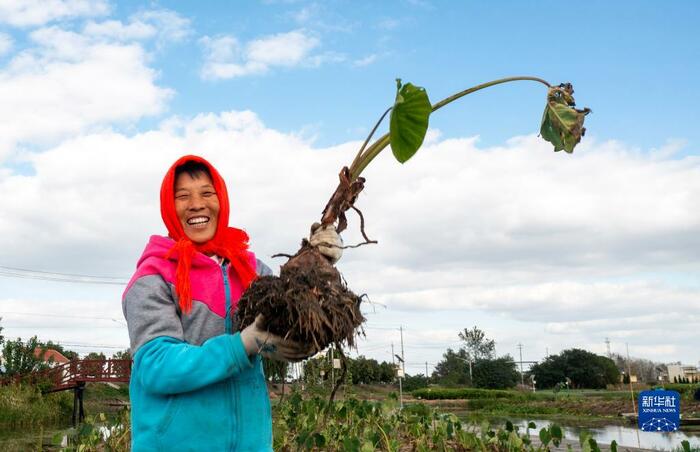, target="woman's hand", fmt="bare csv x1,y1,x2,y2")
240,315,315,362
309,223,343,264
